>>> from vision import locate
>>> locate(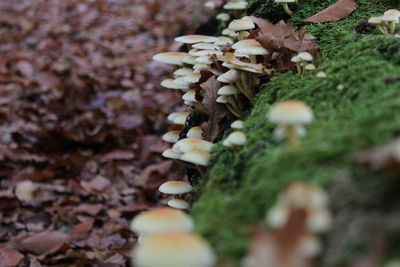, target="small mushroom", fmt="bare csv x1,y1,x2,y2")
175,35,217,44
223,130,247,150
267,100,313,151
228,17,255,40
231,120,244,129
153,52,188,65
274,0,296,16
162,131,180,143
172,138,213,154
180,150,211,175
187,126,204,139
159,181,193,195
167,199,190,210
